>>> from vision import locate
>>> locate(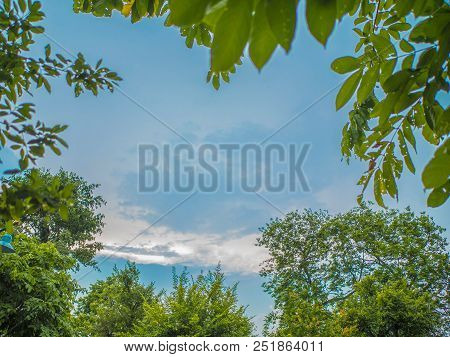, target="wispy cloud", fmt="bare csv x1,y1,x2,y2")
98,205,268,274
